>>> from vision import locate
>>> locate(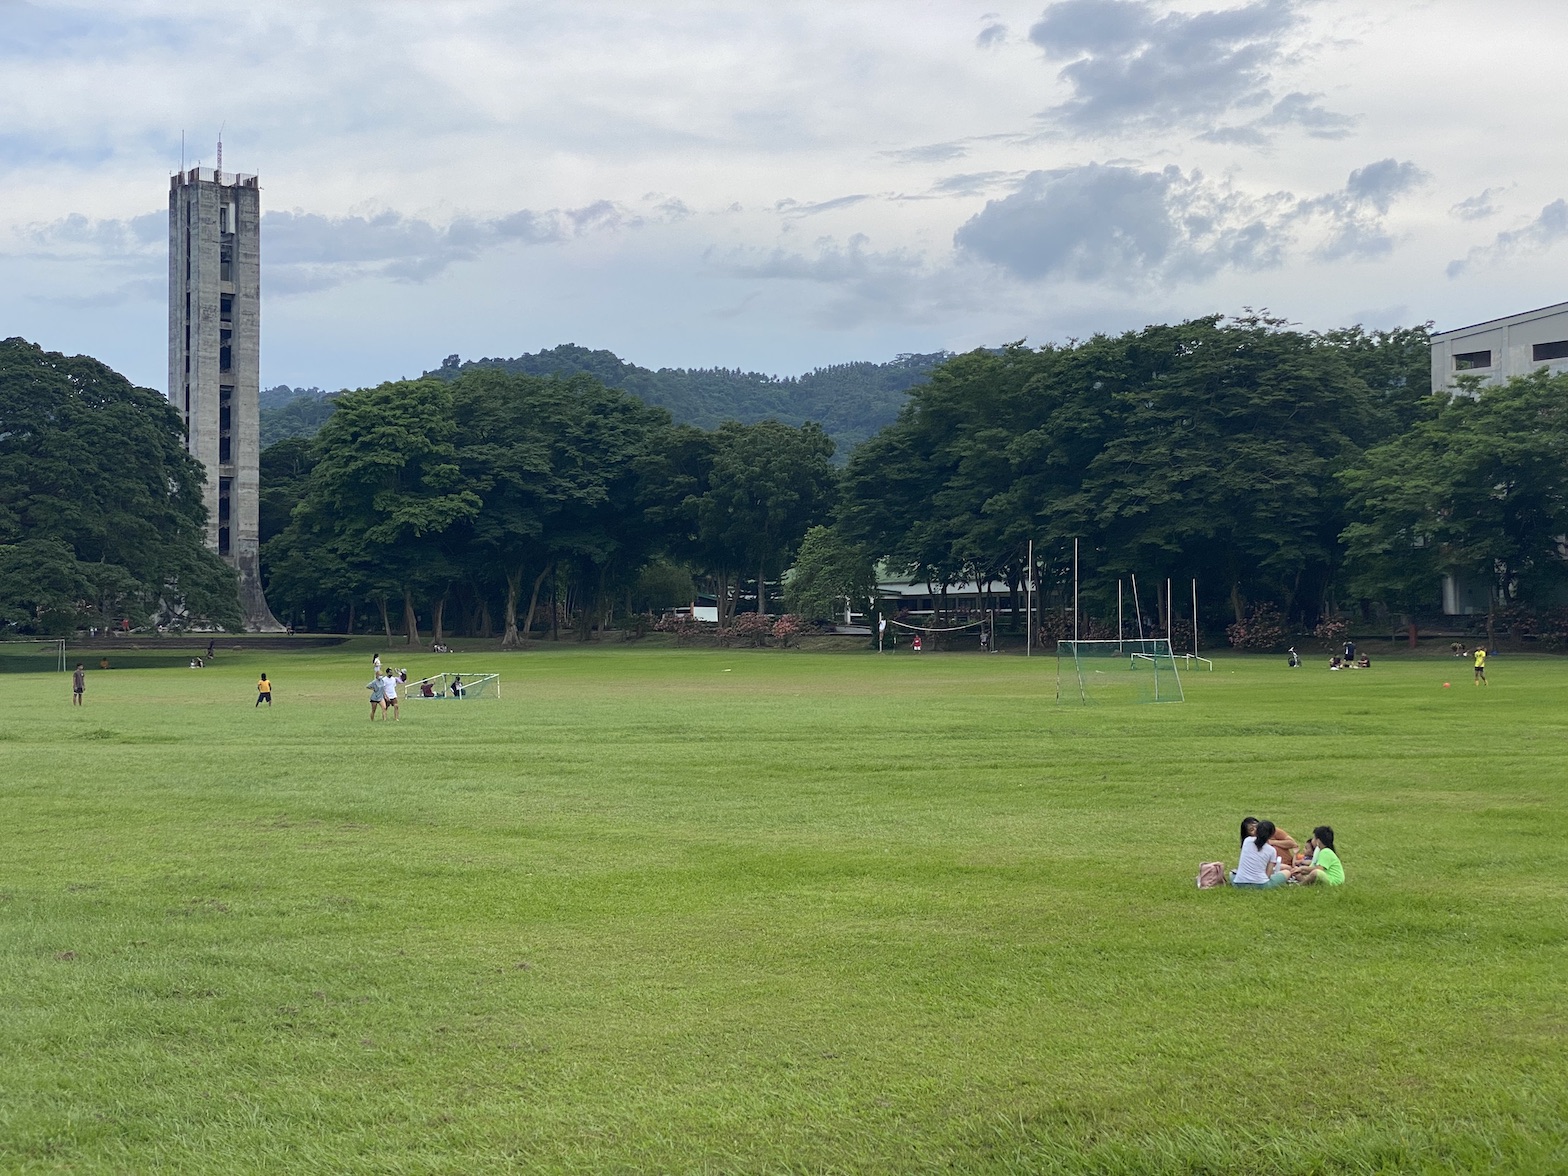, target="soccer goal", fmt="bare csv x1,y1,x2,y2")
1057,639,1184,704
0,638,67,672
408,672,500,700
